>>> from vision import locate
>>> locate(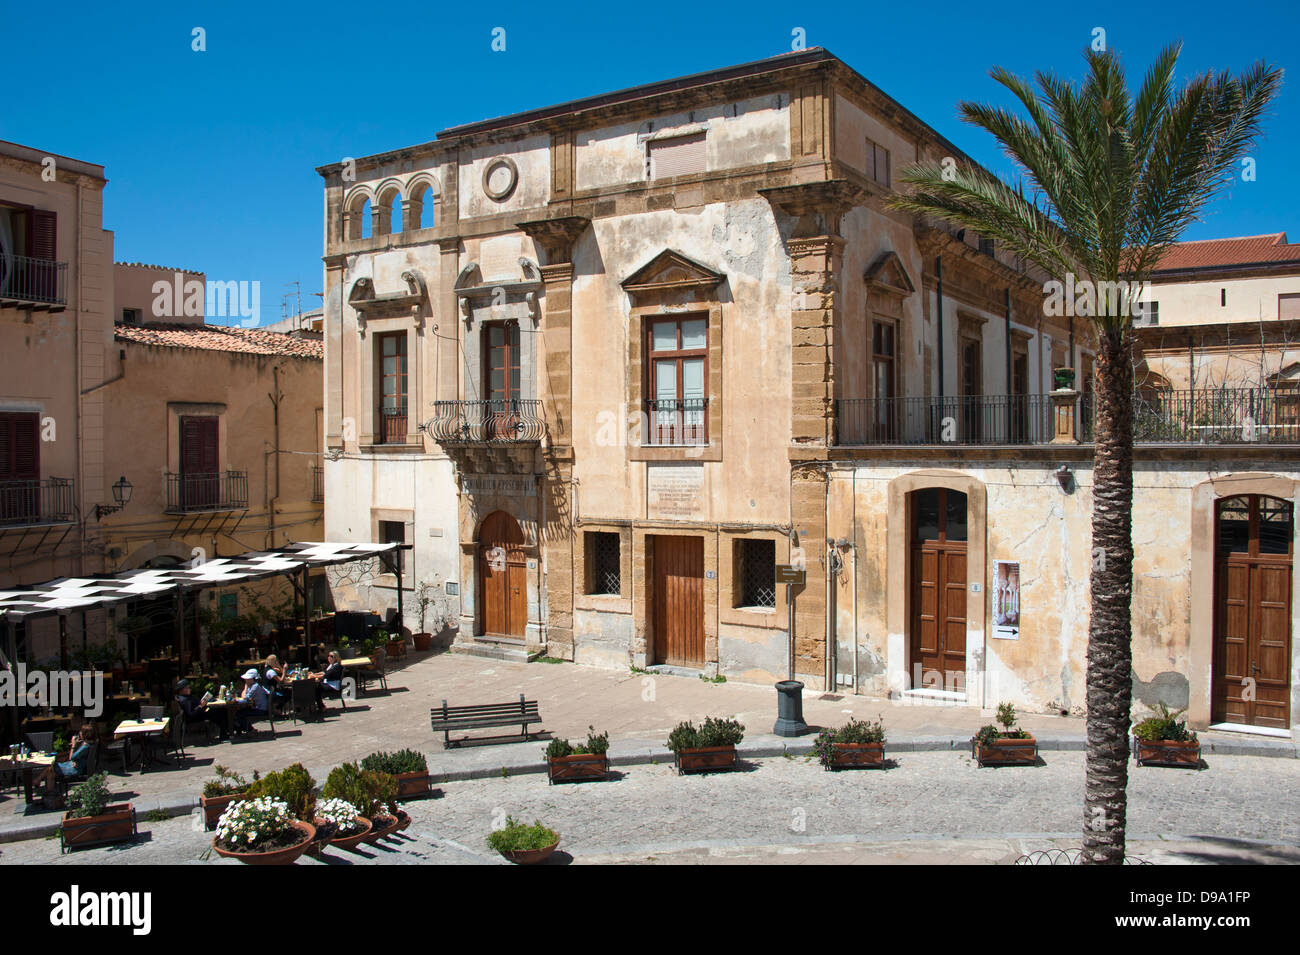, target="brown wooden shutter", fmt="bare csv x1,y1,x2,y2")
0,413,40,482
180,416,219,474
28,210,57,262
